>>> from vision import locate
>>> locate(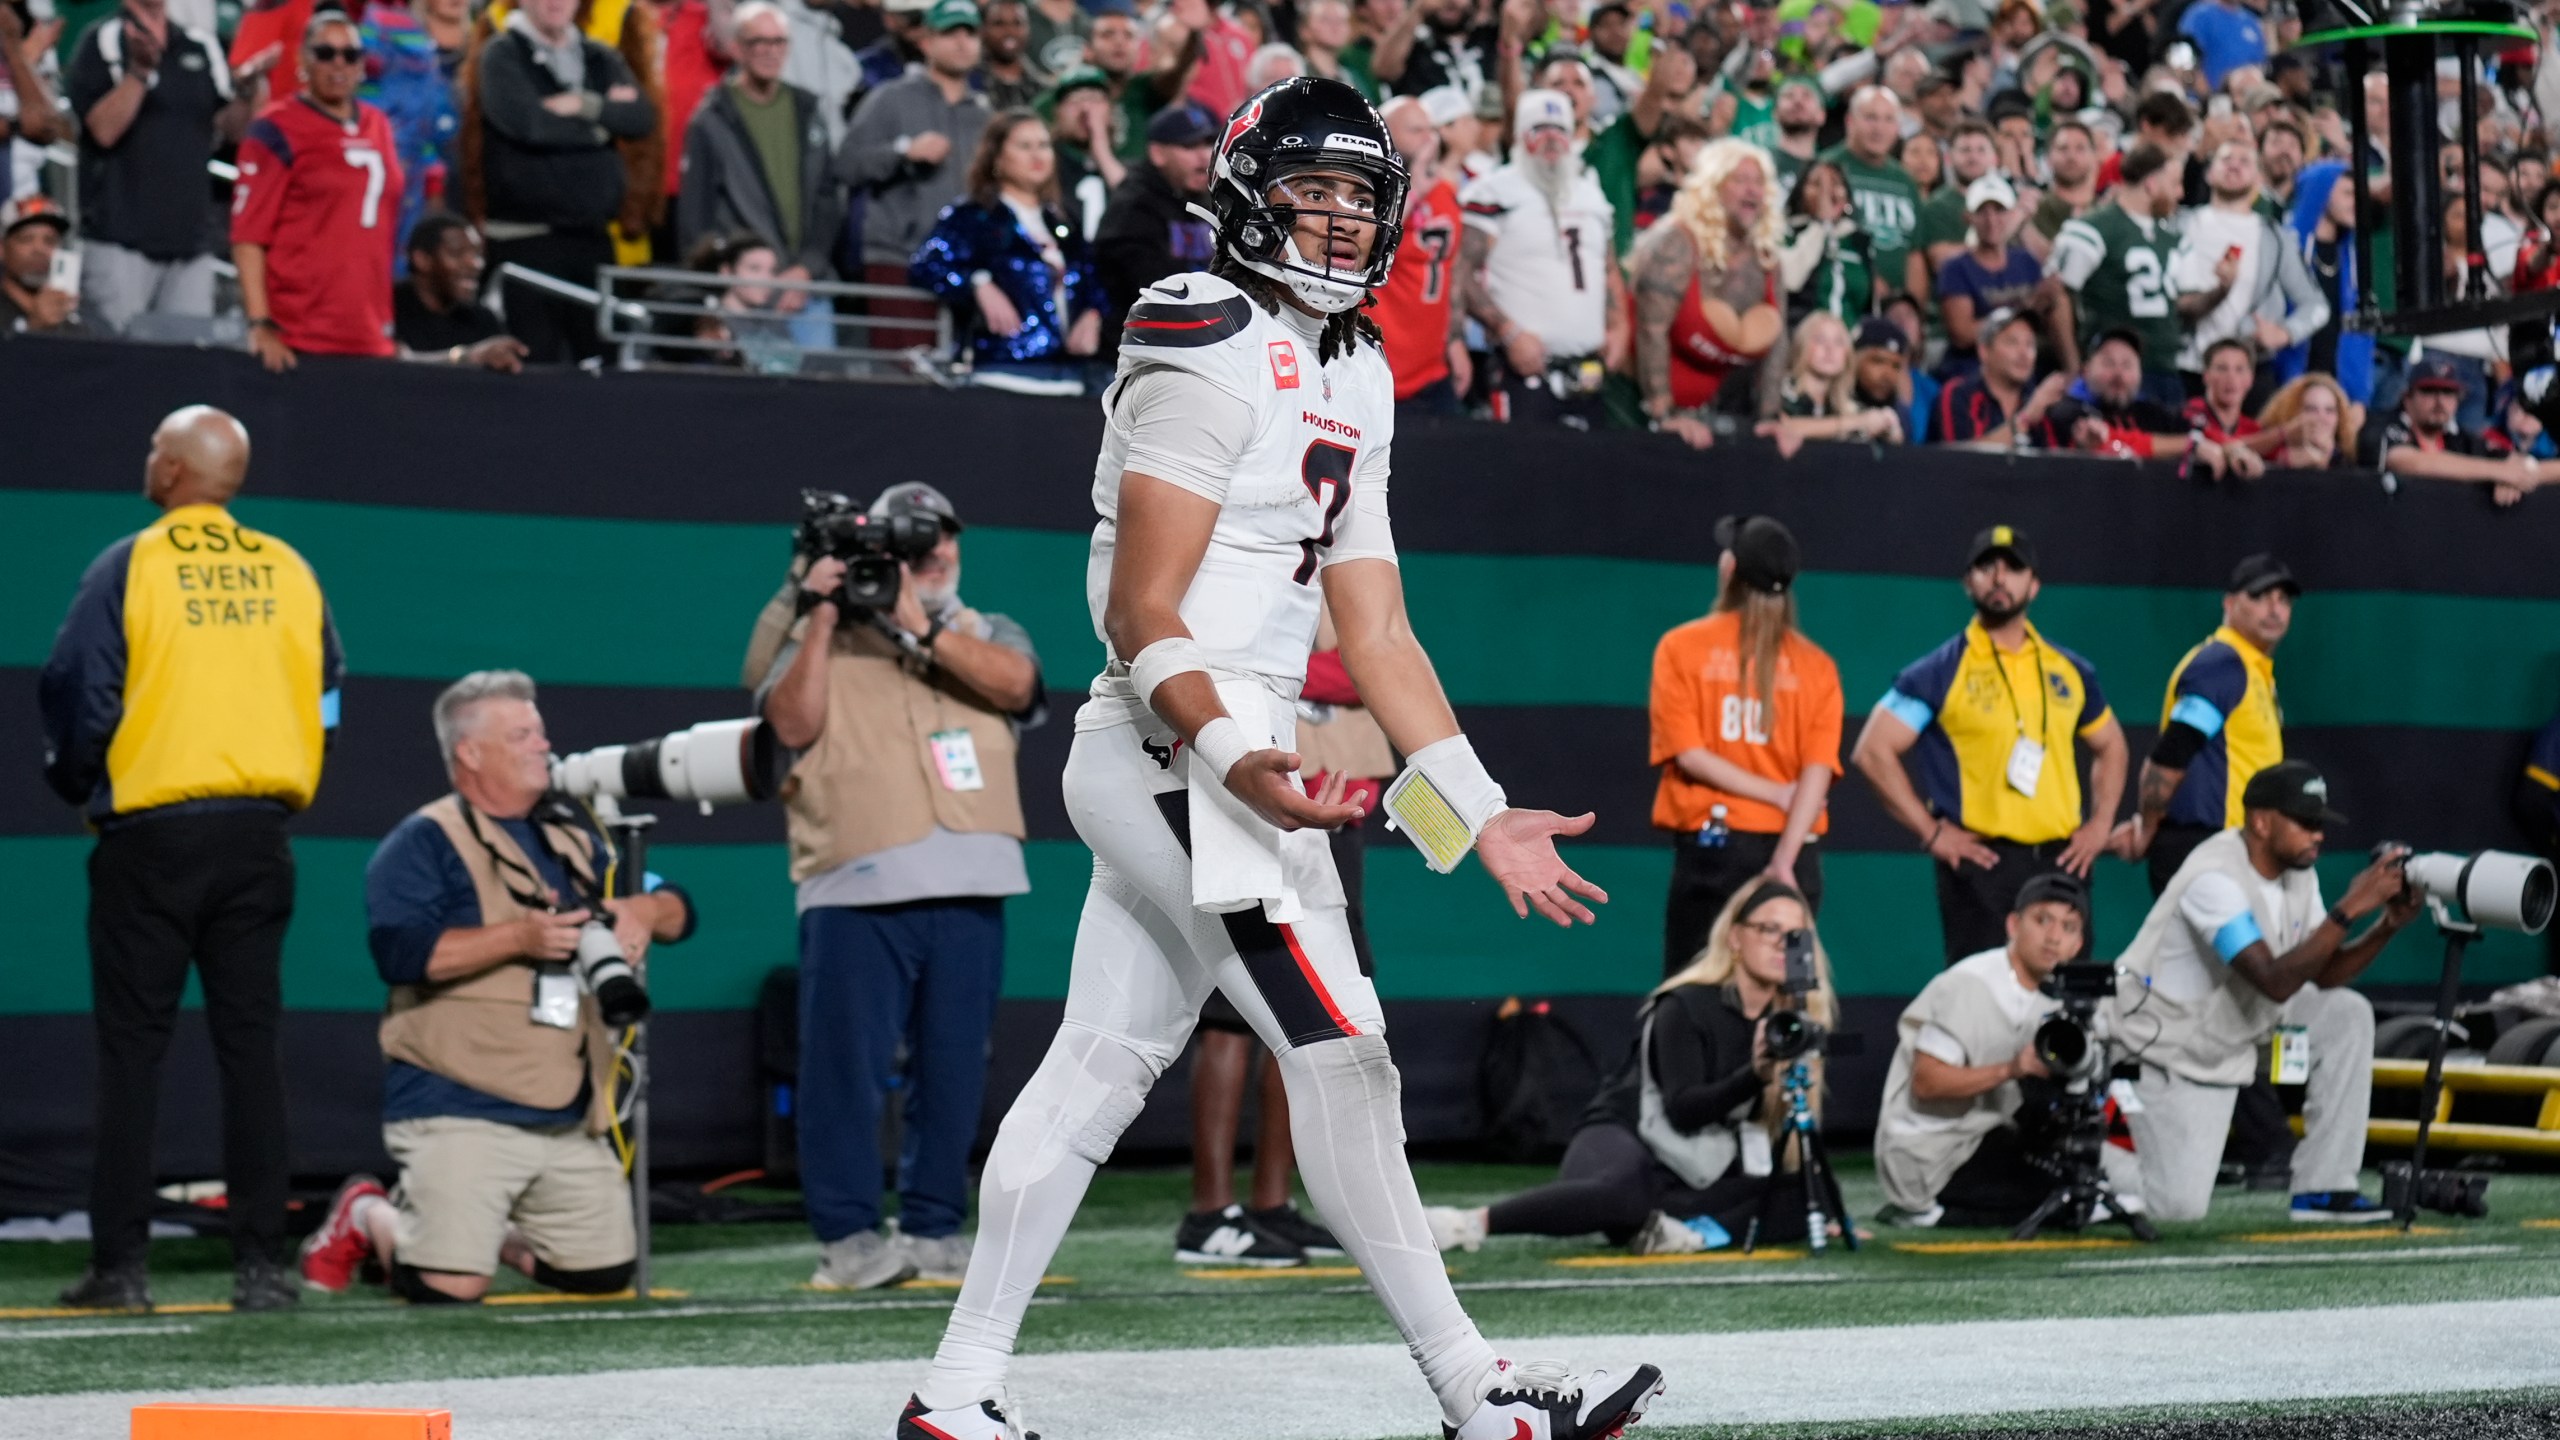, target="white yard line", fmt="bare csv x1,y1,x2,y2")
0,1324,195,1342
9,1295,2560,1438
